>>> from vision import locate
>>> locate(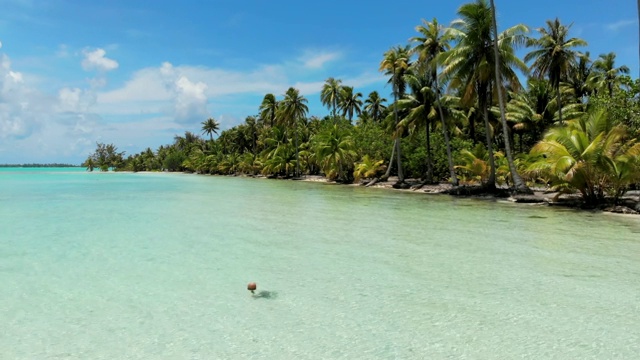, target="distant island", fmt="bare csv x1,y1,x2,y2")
0,164,80,168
